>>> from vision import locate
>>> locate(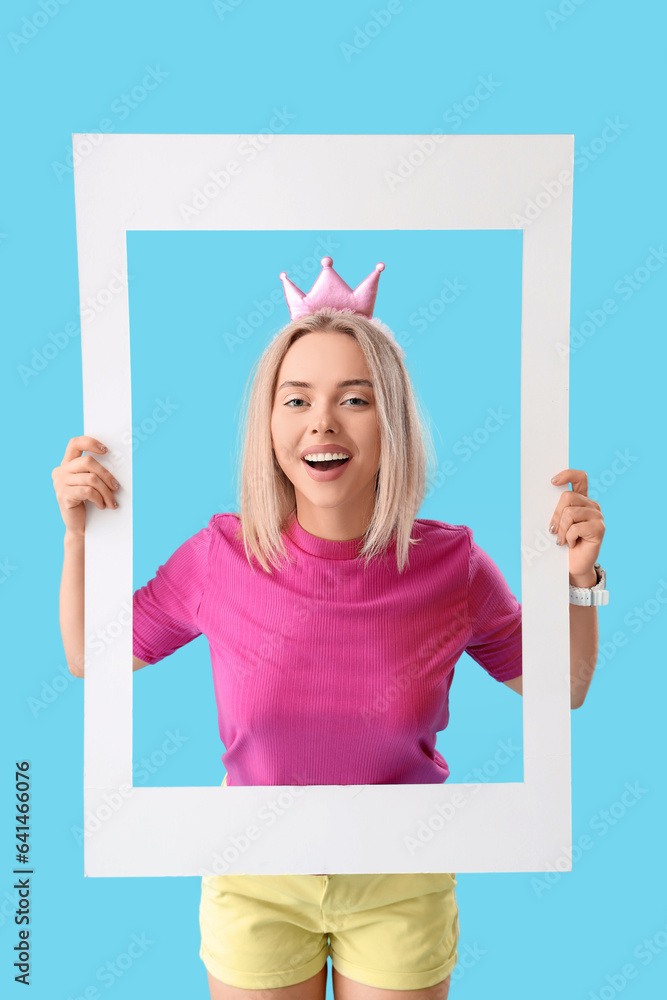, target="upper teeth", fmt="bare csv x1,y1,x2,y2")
304,453,349,462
